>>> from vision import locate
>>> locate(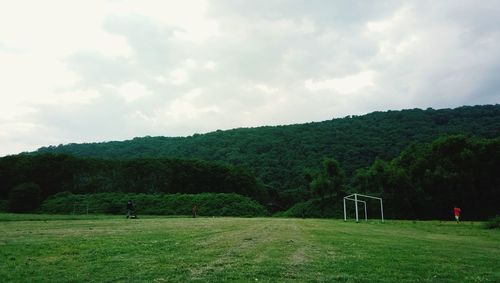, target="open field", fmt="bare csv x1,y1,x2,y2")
0,214,499,282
